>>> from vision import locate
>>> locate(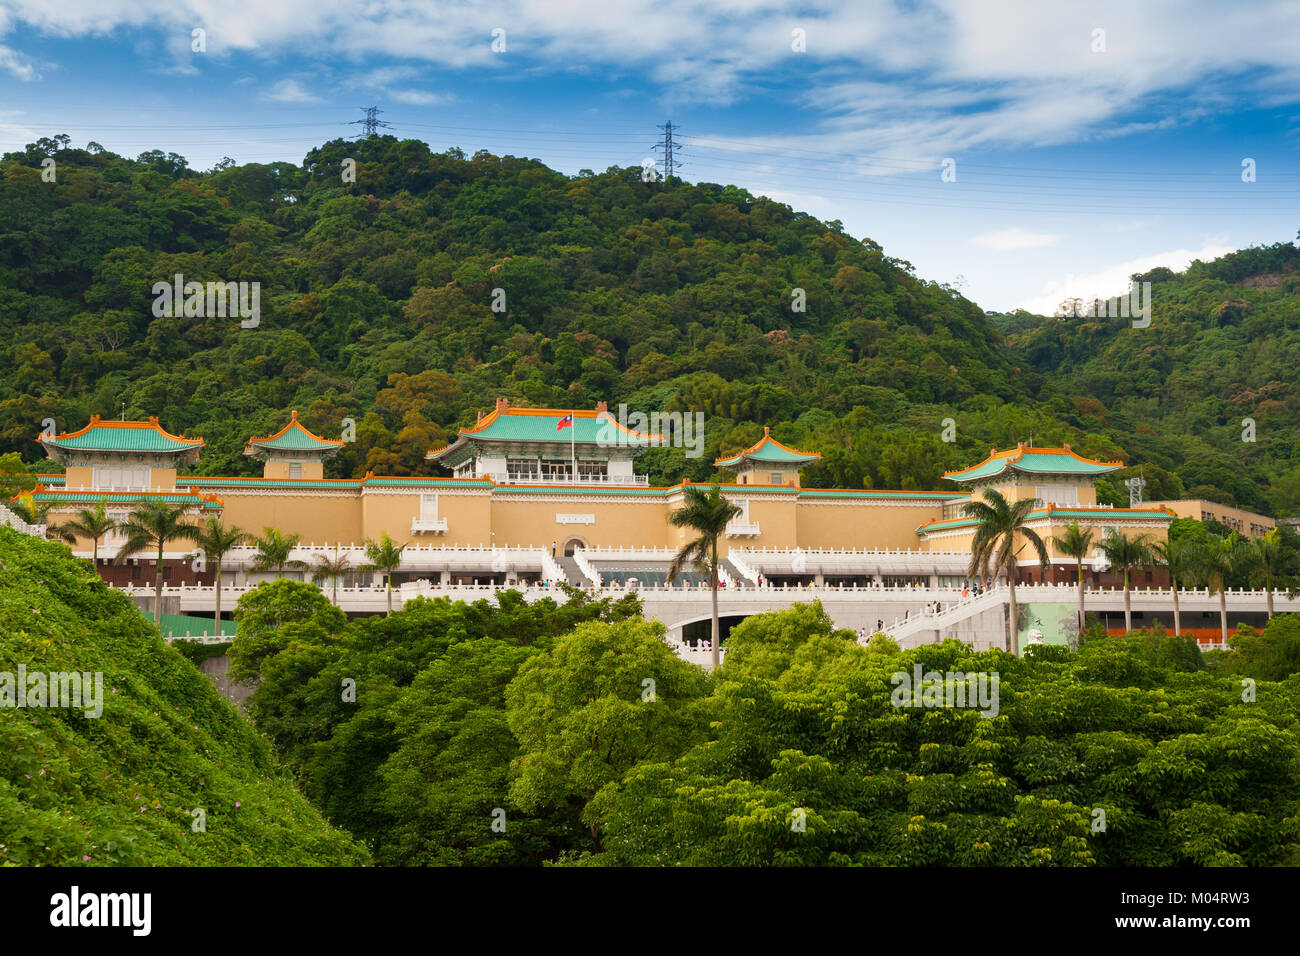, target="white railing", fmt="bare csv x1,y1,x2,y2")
479,472,650,486
164,633,233,645
571,548,601,586
727,550,760,584
410,517,449,533
884,585,1008,641
581,545,680,557
725,521,761,537
540,550,568,584
0,502,46,537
